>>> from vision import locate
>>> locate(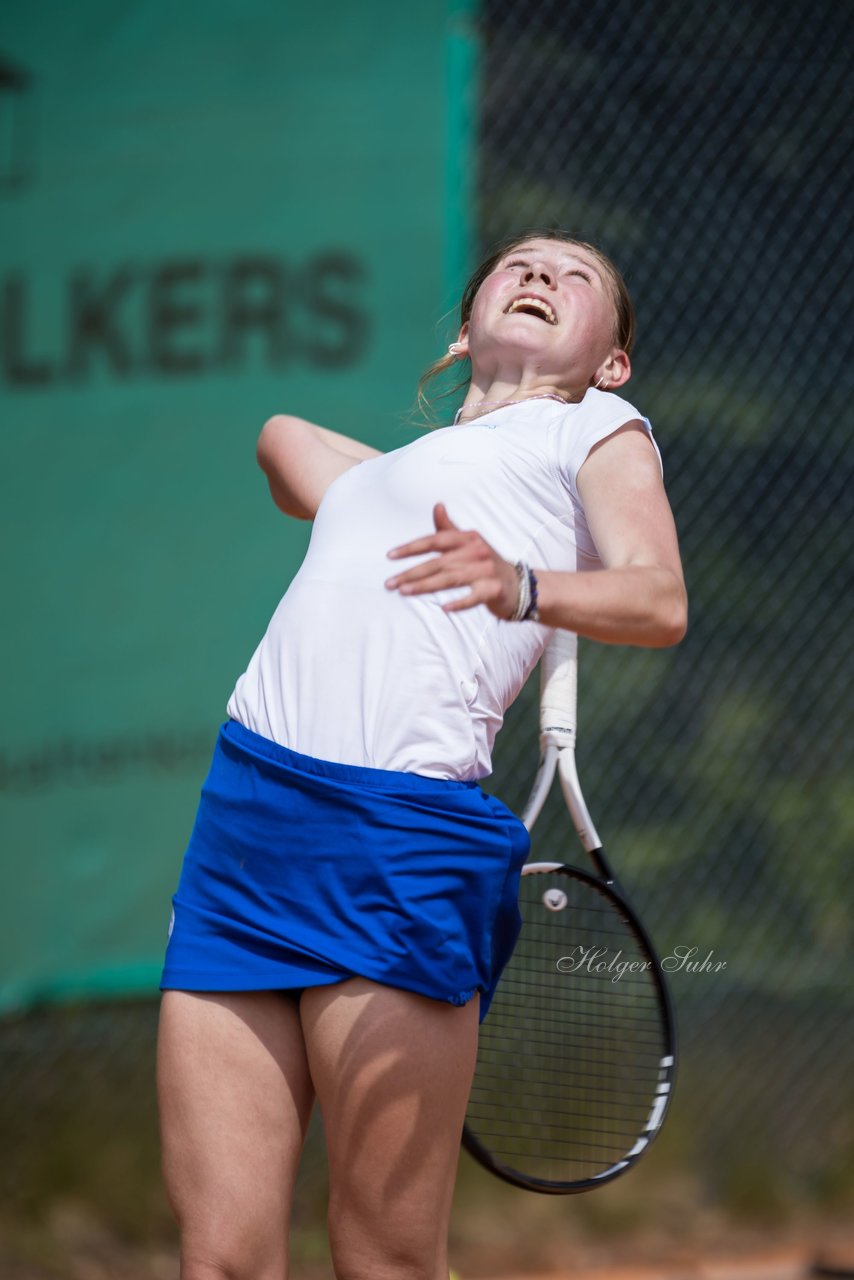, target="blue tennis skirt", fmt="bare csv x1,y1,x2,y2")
161,720,530,1020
